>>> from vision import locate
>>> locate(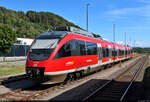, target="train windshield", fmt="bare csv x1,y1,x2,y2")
29,39,59,61
30,39,59,49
